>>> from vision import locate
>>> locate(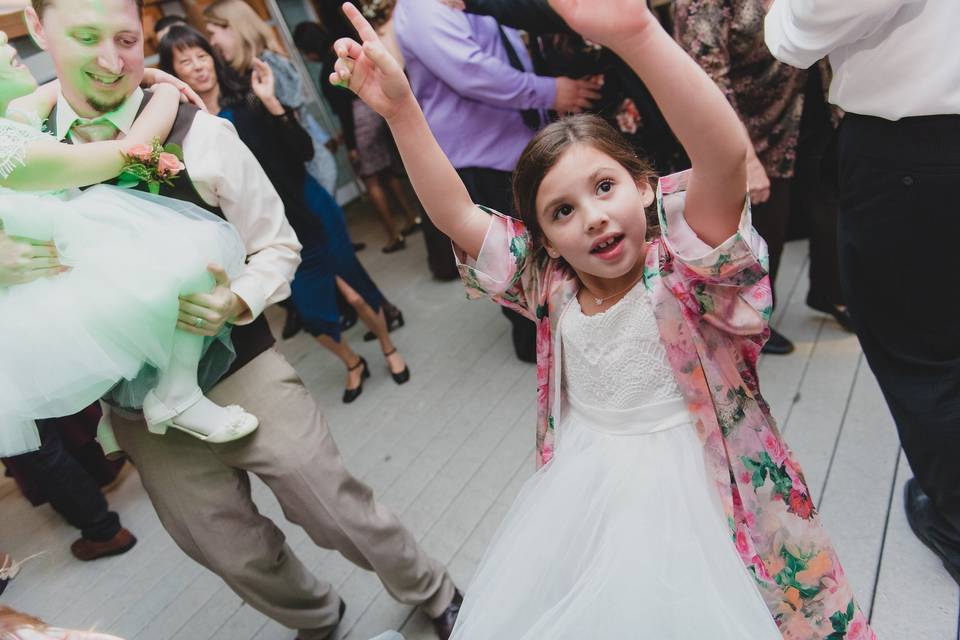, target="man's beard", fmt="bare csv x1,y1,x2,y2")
87,93,128,115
